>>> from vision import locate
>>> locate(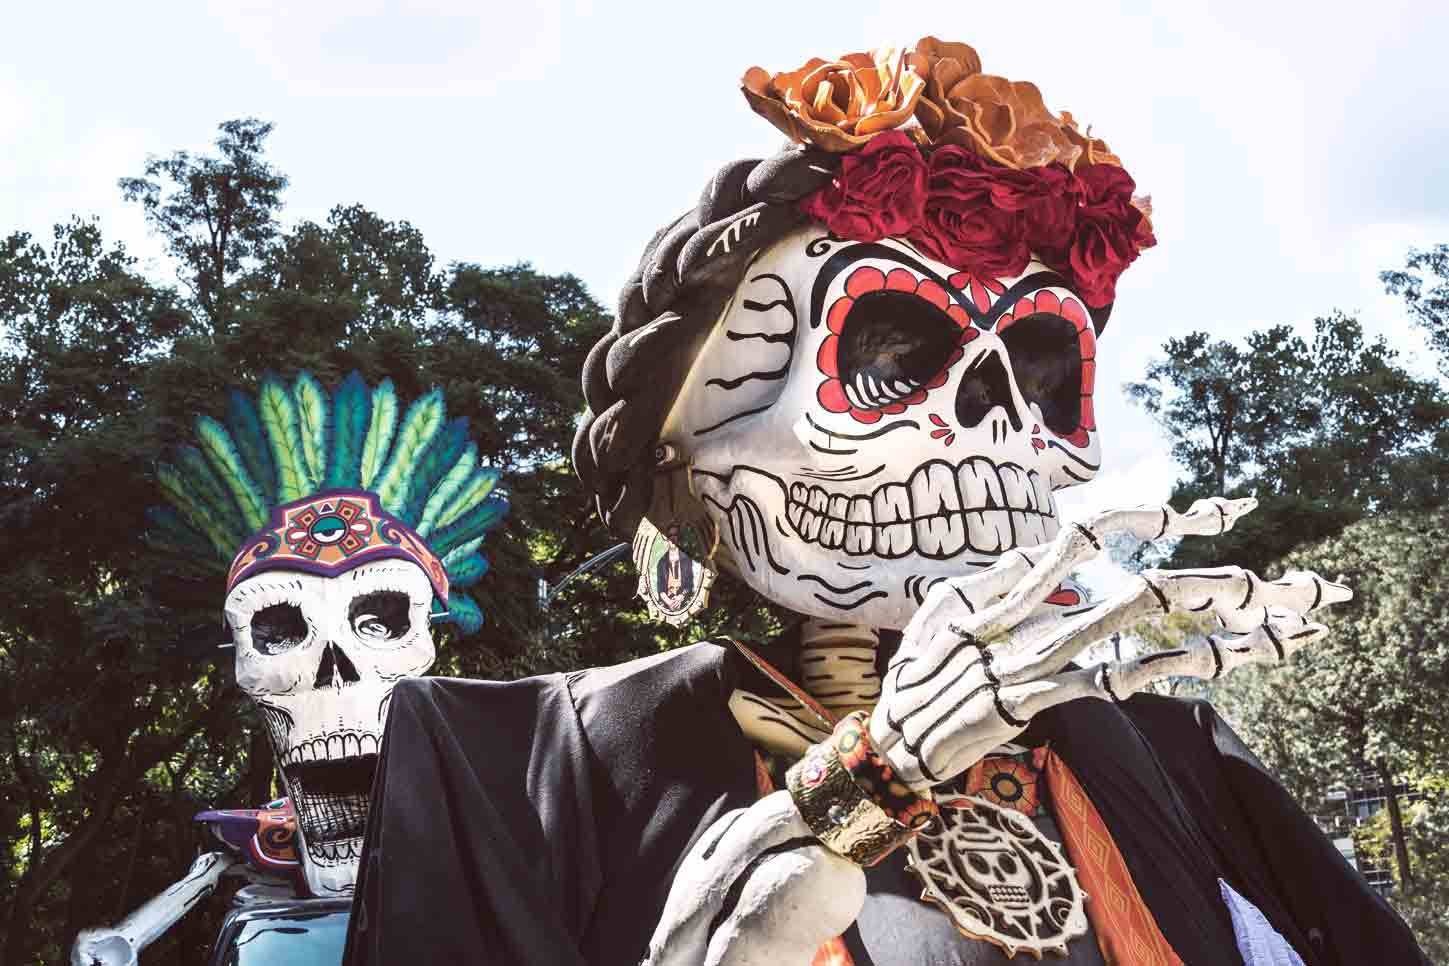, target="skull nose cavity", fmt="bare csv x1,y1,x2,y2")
314,643,361,689
955,349,1023,433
